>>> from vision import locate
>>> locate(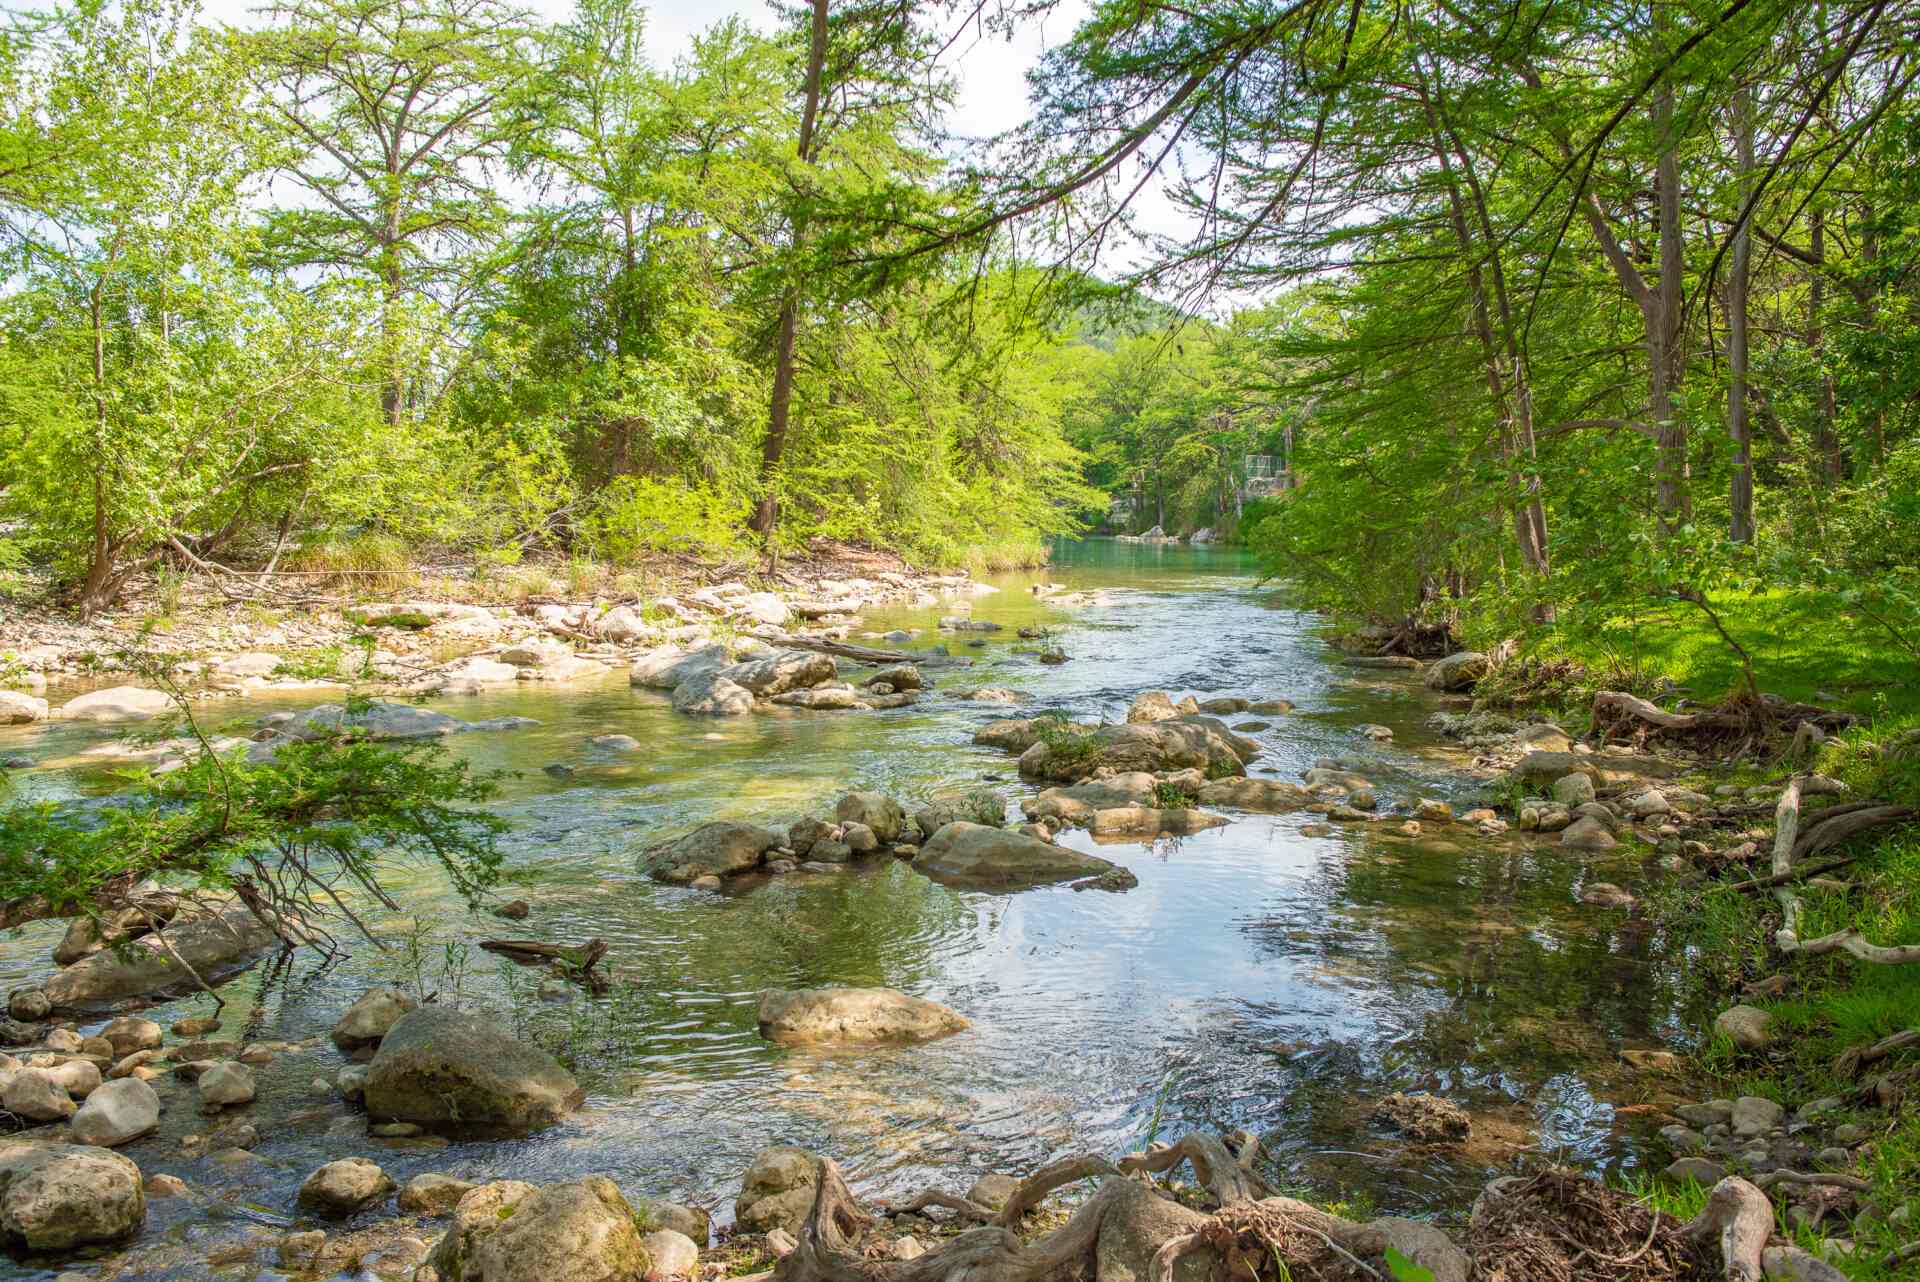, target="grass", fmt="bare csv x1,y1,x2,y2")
946,537,1052,575
283,532,416,593
1639,714,1920,1278
1543,588,1920,720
